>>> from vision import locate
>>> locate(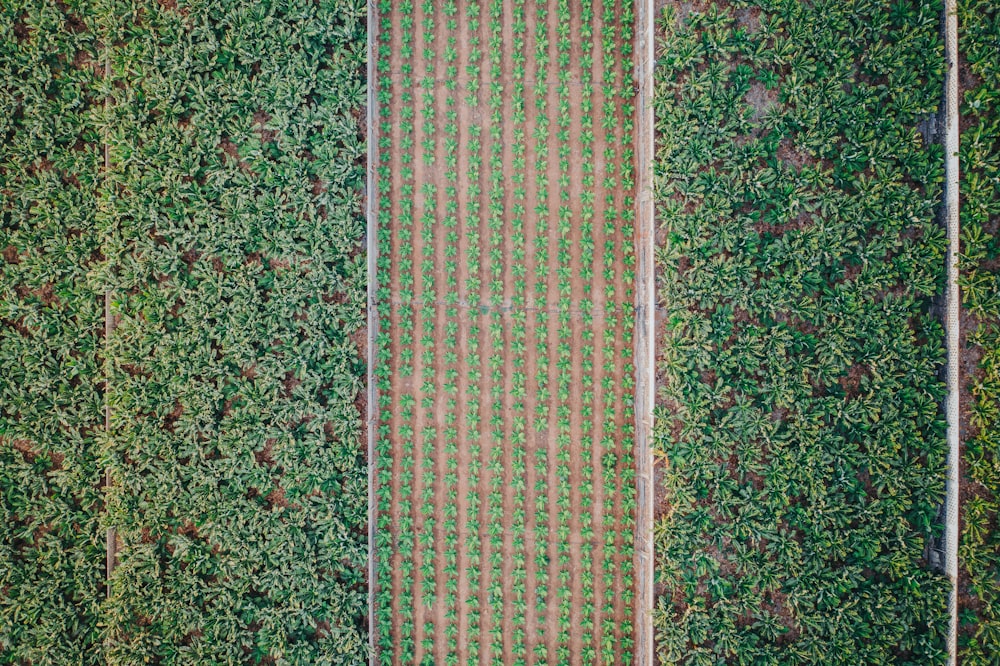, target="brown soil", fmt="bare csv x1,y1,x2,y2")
217,138,255,175
375,1,637,664
520,5,543,656
8,438,39,464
